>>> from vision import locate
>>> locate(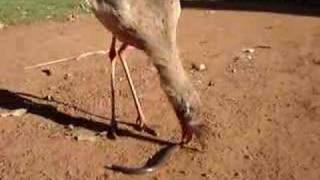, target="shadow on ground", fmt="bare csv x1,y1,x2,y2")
181,0,320,17
0,89,173,146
